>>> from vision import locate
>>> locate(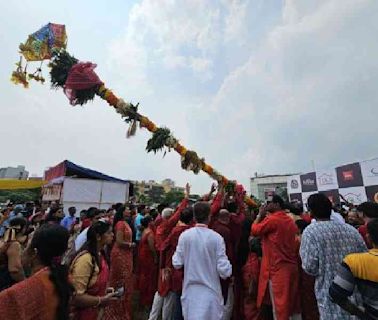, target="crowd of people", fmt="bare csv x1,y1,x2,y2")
0,182,377,320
